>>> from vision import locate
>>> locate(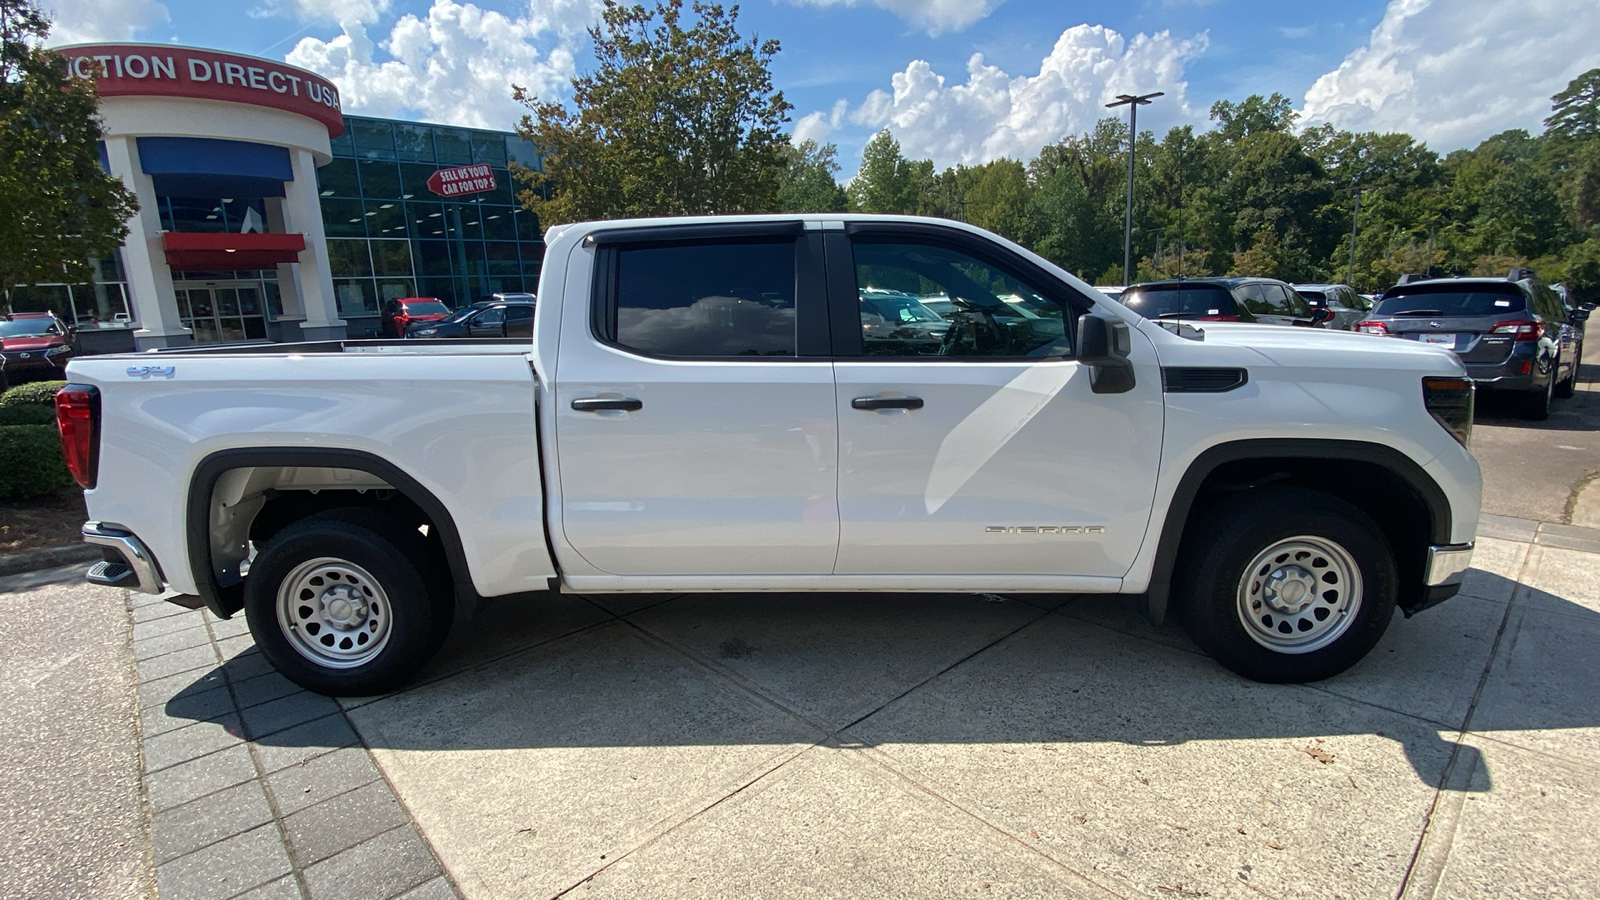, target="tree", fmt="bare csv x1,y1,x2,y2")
0,0,137,312
512,0,792,223
774,139,846,212
1209,93,1297,143
848,130,923,214
1547,68,1600,142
